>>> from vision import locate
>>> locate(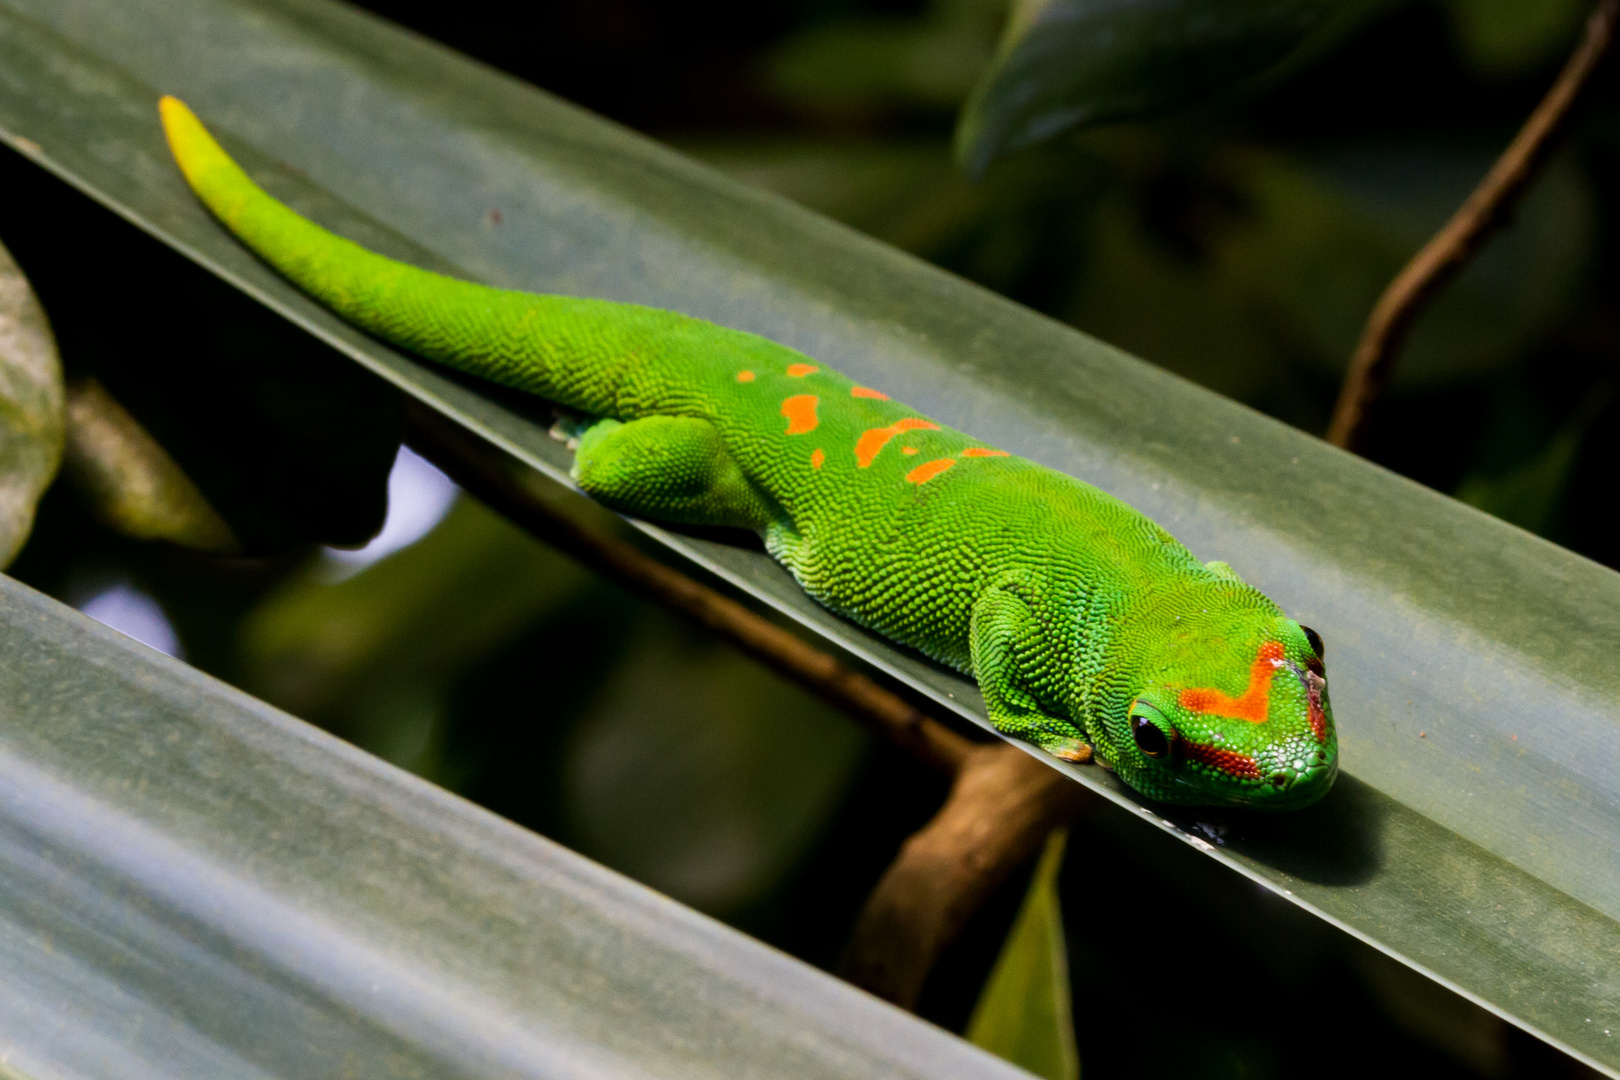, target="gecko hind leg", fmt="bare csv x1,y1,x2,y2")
571,415,776,531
